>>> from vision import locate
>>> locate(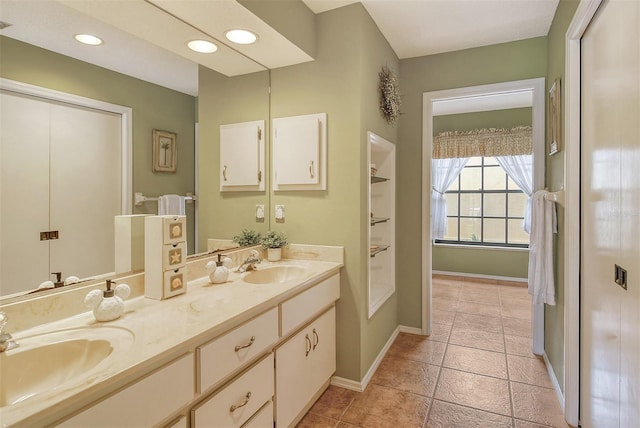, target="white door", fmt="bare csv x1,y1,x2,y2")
580,1,640,426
